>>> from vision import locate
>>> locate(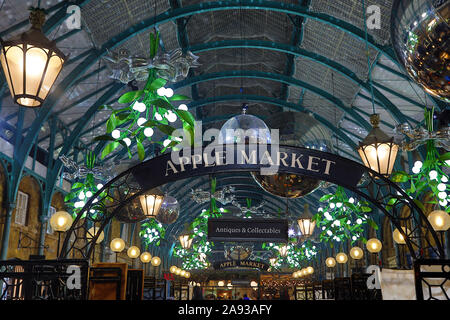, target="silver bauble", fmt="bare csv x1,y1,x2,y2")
392,0,449,102
155,196,179,224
